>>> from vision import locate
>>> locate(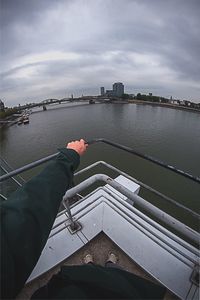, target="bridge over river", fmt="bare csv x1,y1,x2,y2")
0,97,109,127
17,96,111,111
18,97,84,111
